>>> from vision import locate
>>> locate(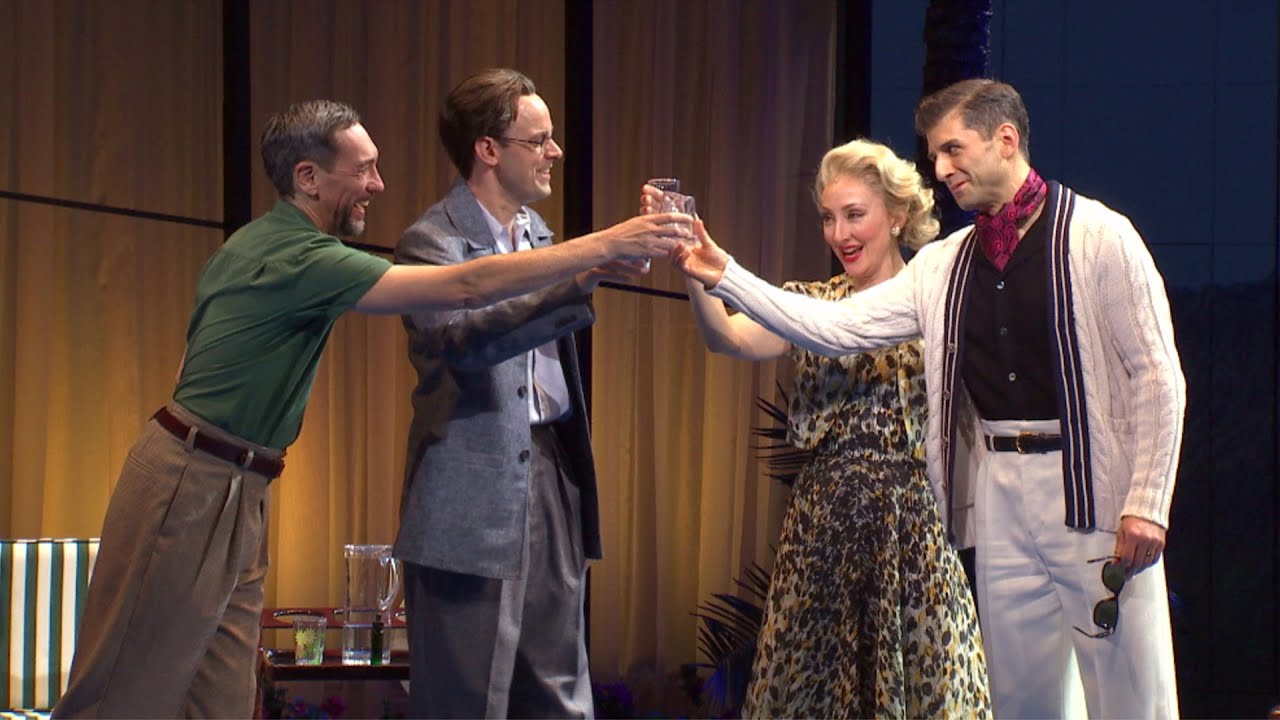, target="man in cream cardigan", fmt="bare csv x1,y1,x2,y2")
673,79,1183,719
